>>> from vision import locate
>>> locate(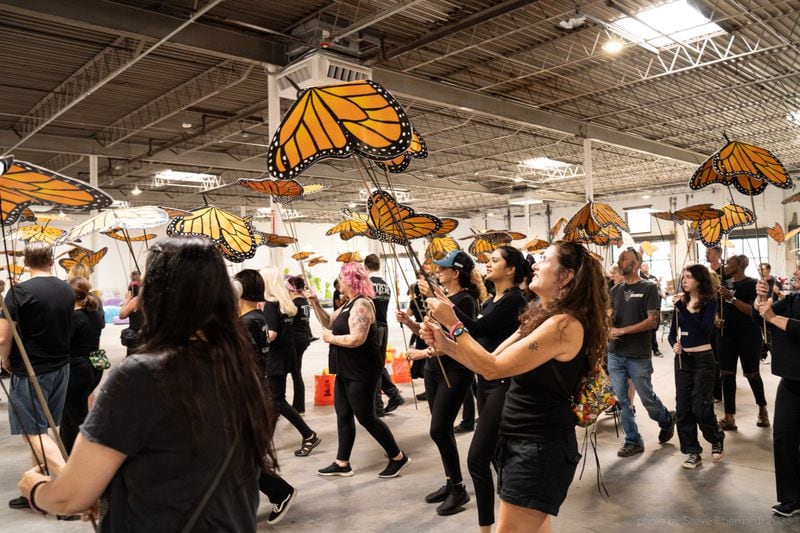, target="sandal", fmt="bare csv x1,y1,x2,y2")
719,418,738,431
295,432,321,457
